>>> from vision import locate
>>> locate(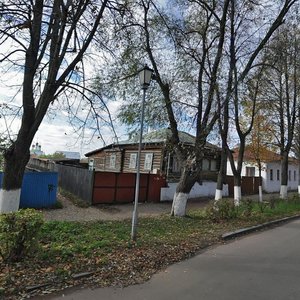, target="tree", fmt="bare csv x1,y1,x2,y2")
0,0,120,212
216,0,296,205
104,0,231,216
245,109,276,202
39,152,66,159
103,0,296,213
0,137,8,171
259,23,300,199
